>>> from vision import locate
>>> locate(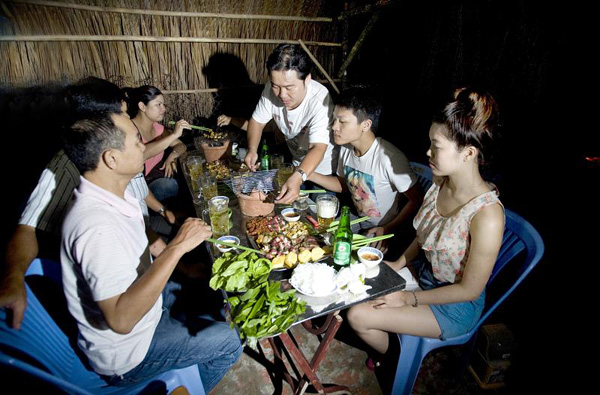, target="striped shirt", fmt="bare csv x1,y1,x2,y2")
19,150,150,234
